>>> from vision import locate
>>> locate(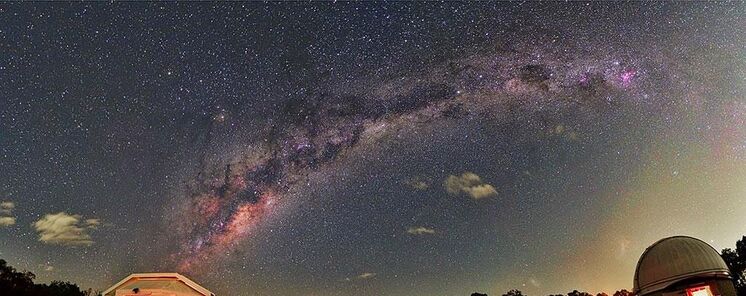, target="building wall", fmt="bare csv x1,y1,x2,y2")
646,279,736,296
